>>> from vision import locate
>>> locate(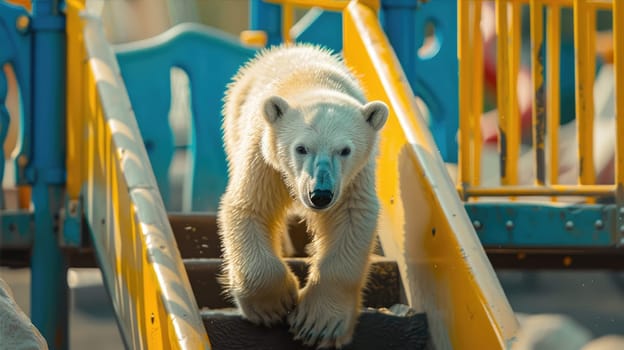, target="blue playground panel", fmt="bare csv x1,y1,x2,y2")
466,202,619,247
115,24,257,212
